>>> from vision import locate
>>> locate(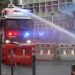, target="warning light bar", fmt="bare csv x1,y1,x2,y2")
7,31,18,38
